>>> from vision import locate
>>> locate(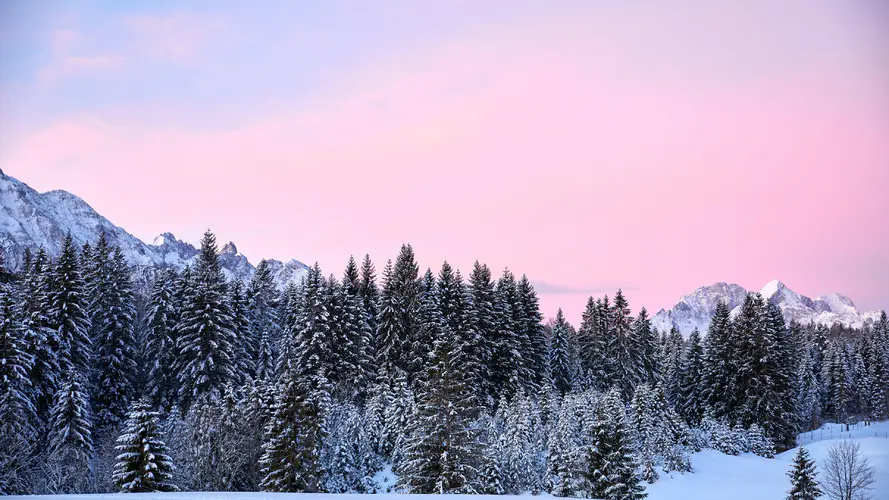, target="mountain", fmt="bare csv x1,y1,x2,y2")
0,169,309,287
652,279,884,335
